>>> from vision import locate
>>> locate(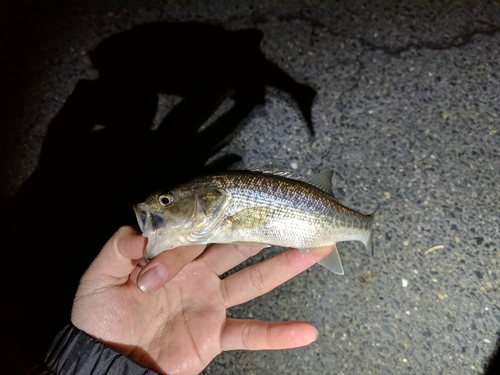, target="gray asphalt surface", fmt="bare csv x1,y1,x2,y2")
1,1,499,374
